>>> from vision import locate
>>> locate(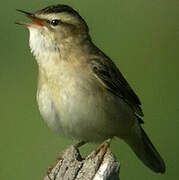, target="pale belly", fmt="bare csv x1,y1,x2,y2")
37,79,136,142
